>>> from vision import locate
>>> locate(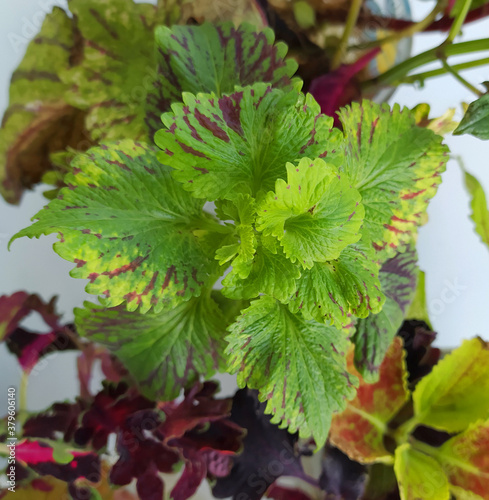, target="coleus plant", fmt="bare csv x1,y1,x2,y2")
1,0,489,499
